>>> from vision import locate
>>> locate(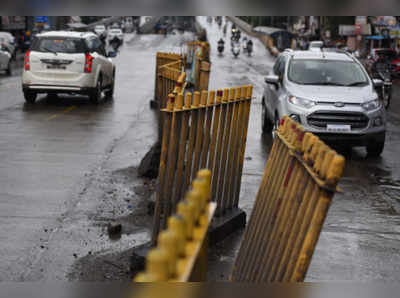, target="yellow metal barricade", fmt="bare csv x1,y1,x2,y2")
152,86,253,244
134,170,215,282
231,116,345,282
